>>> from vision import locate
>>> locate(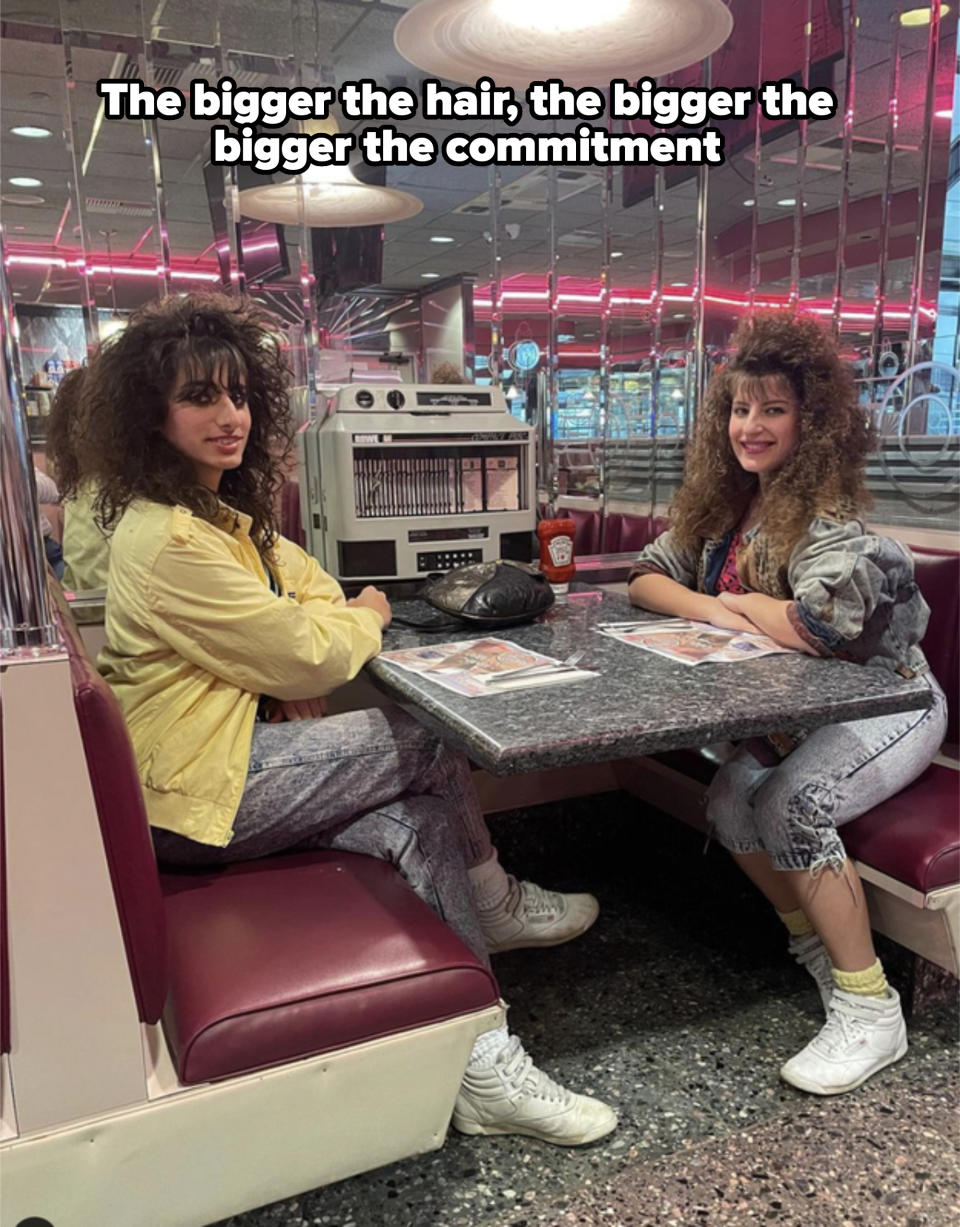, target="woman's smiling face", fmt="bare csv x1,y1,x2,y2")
728,373,801,477
162,362,251,491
